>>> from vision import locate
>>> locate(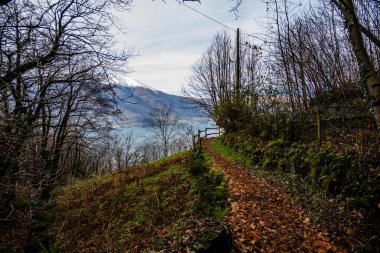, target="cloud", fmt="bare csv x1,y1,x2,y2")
128,51,199,95
113,0,267,95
